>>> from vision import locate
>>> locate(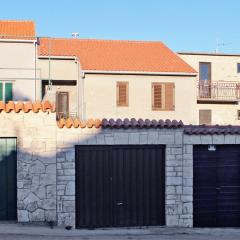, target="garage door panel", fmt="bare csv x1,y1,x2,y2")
76,147,112,228
76,145,165,228
194,145,240,227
